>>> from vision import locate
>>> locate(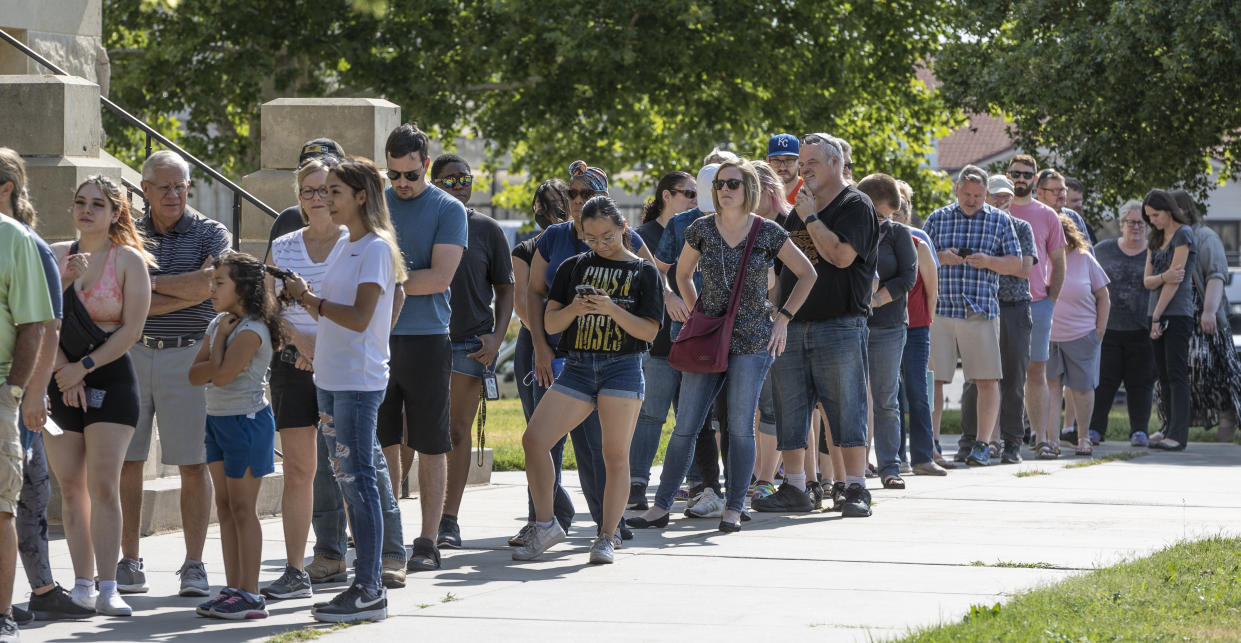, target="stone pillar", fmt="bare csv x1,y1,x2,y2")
0,0,107,90
239,98,401,258
0,74,129,241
